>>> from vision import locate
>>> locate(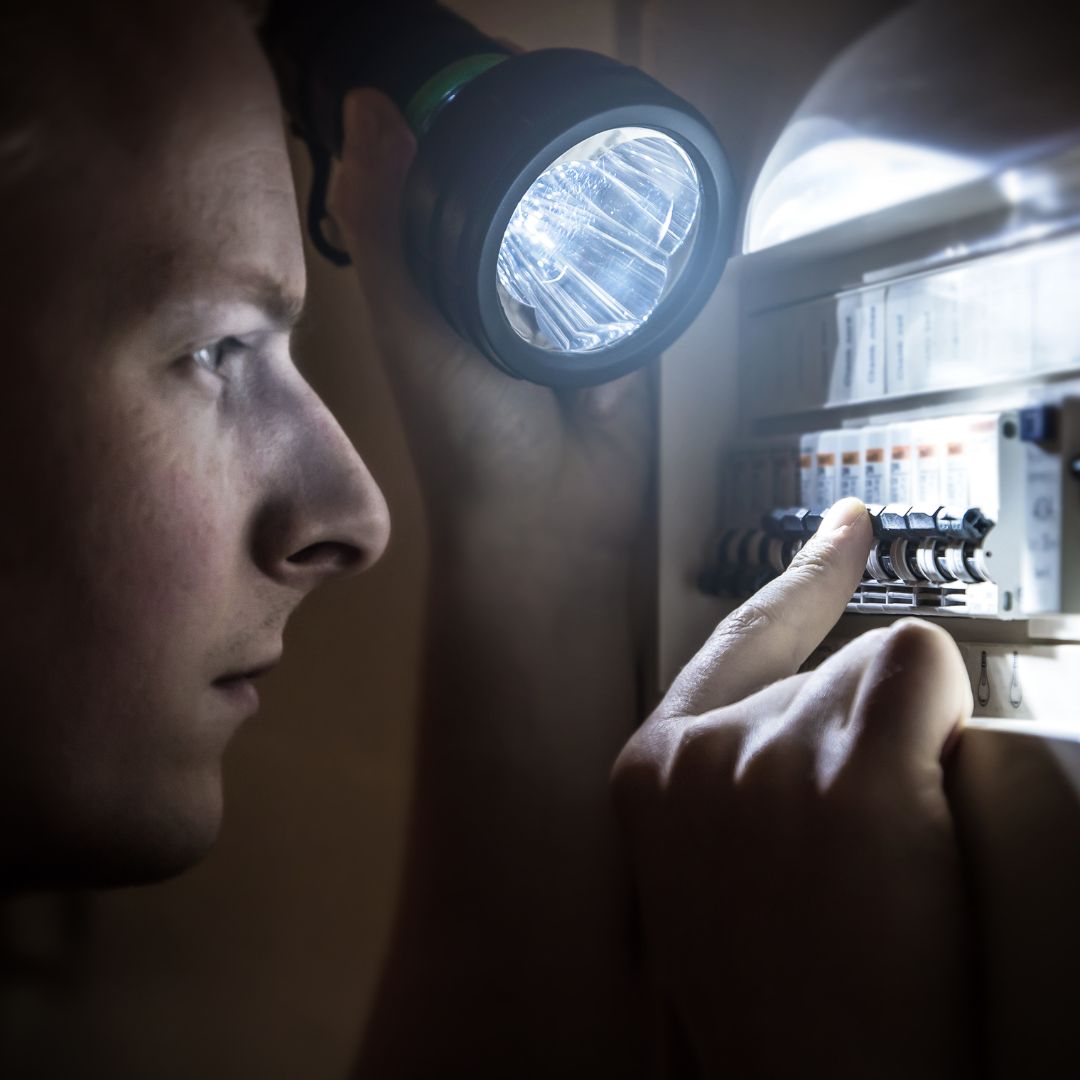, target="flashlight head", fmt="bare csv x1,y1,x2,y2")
404,49,735,387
